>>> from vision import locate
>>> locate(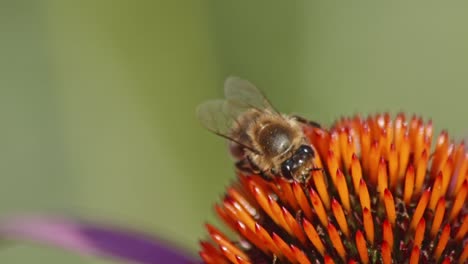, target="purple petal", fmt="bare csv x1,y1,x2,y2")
0,215,196,264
